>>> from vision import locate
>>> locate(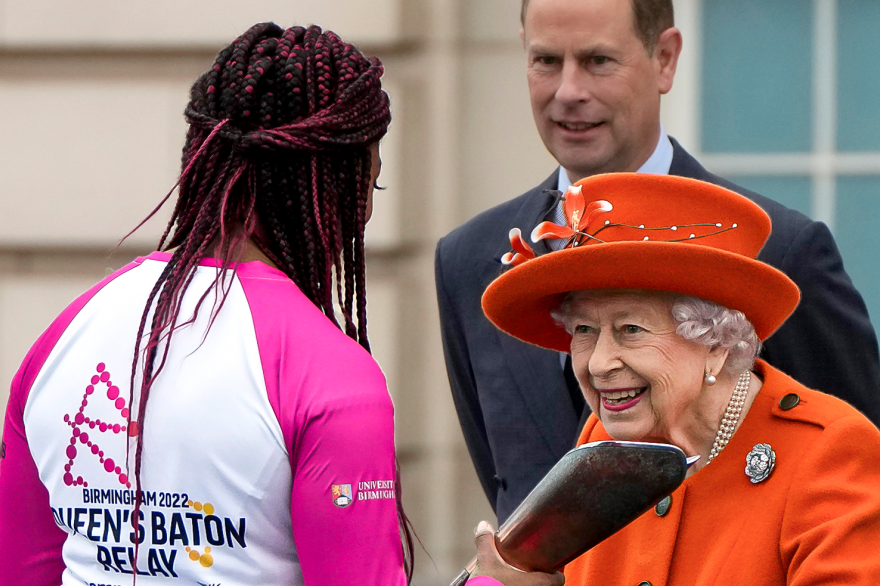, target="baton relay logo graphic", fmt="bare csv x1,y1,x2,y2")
53,363,251,578
62,362,135,488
